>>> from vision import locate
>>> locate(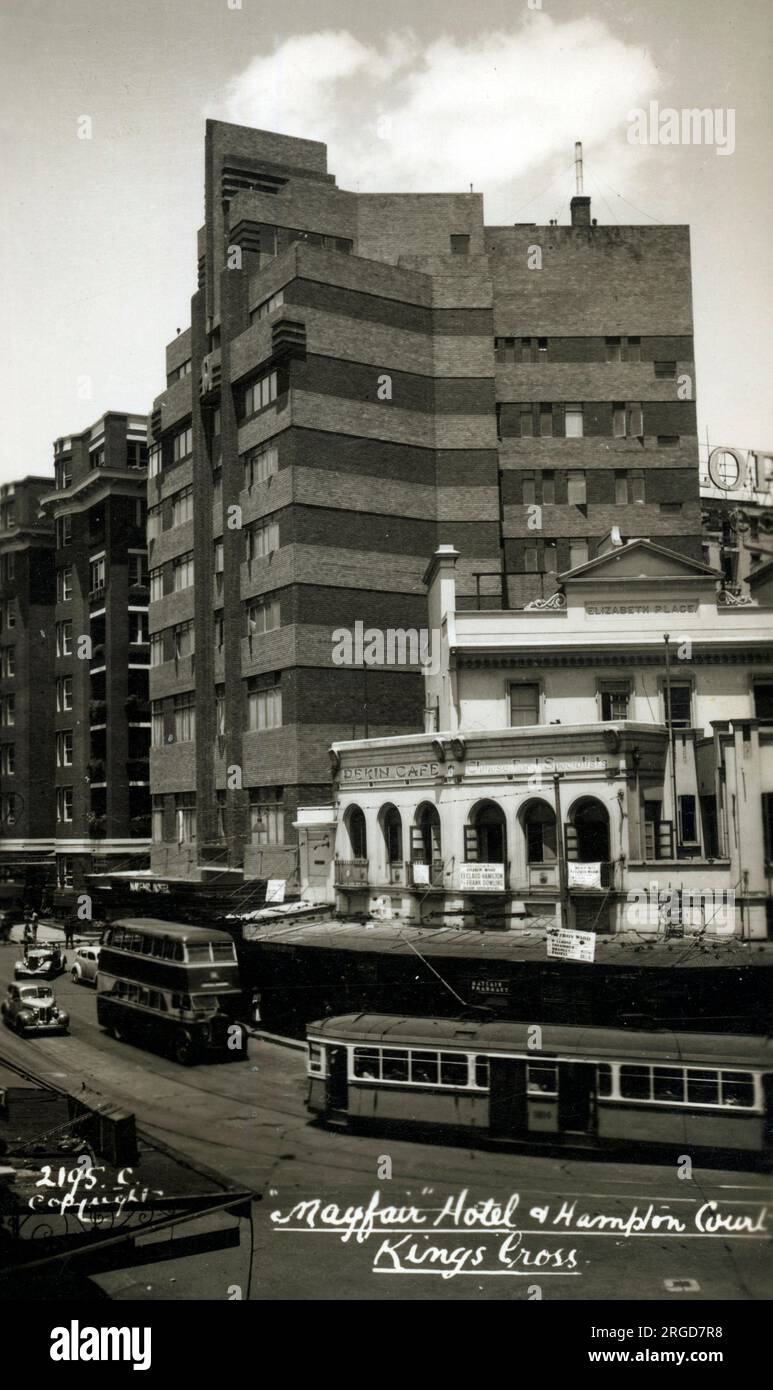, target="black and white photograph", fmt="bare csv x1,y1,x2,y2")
0,0,771,1350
